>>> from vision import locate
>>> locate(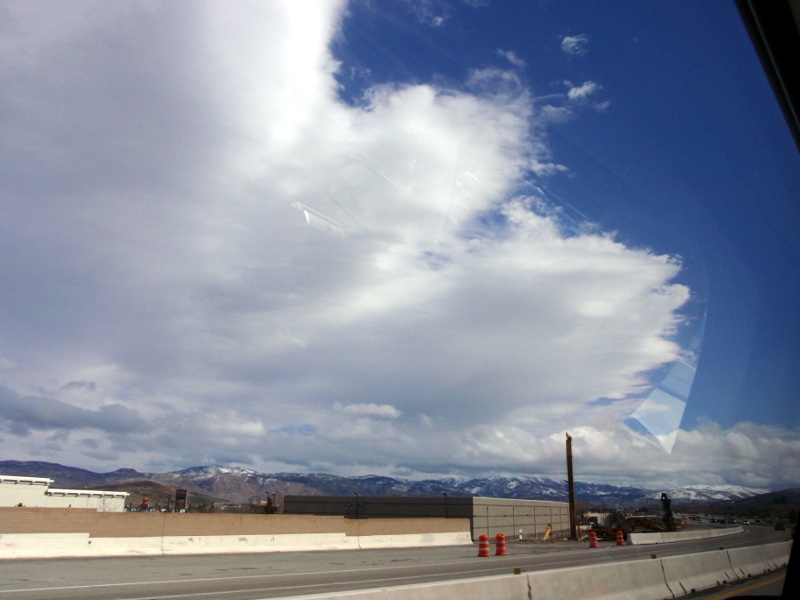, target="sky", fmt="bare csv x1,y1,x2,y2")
1,0,799,491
